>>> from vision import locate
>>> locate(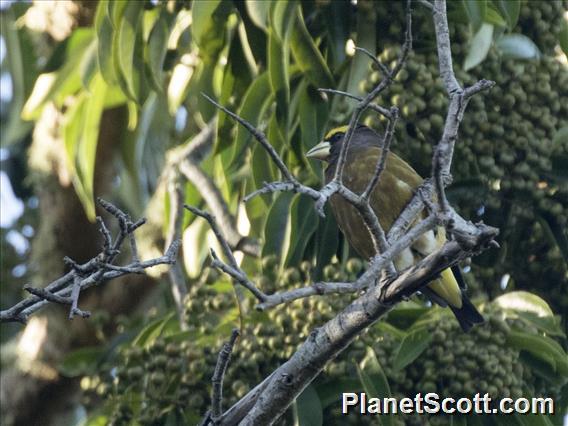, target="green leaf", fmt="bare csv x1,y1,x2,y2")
268,28,290,130
290,5,334,89
167,62,194,115
514,311,565,338
358,347,391,398
80,39,98,89
22,29,94,120
299,83,328,177
383,302,431,331
271,0,297,42
356,347,393,426
484,3,508,27
230,72,272,165
313,210,339,281
537,212,568,265
285,194,319,267
323,1,350,67
374,322,407,340
268,2,295,139
95,0,117,85
63,93,87,178
493,291,554,317
58,346,105,377
314,378,362,408
183,181,203,228
513,413,554,426
560,19,568,57
246,0,271,30
495,34,541,59
345,3,375,96
0,9,35,145
132,312,176,347
82,414,109,426
262,192,294,261
108,0,128,29
462,0,486,31
191,0,223,48
552,126,568,147
294,385,323,426
464,23,494,71
266,110,286,166
519,352,564,386
63,86,102,221
547,151,568,185
252,142,276,206
114,1,144,102
392,327,432,371
494,0,521,29
182,216,211,278
74,74,107,220
215,30,254,153
507,331,568,375
146,11,172,92
194,56,224,121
